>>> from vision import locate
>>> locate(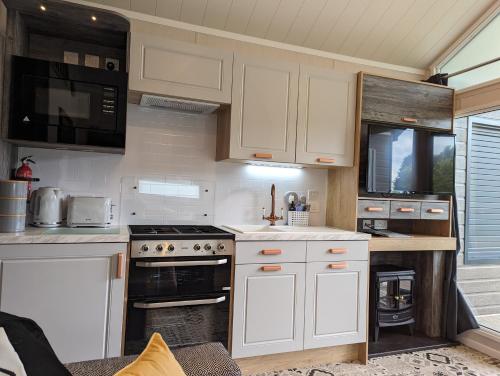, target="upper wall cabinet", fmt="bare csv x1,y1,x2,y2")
226,54,299,163
296,67,356,167
129,33,233,103
361,74,454,131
